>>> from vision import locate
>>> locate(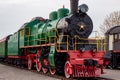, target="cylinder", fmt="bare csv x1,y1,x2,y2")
70,0,79,14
